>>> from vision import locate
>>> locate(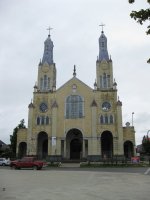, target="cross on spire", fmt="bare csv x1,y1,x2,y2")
99,23,105,33
47,26,53,37
73,65,76,77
